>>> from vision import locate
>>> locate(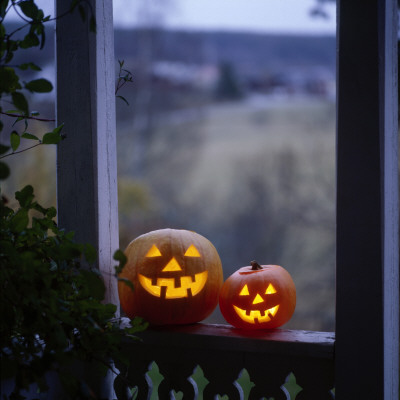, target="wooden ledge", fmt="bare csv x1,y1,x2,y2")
133,323,335,360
